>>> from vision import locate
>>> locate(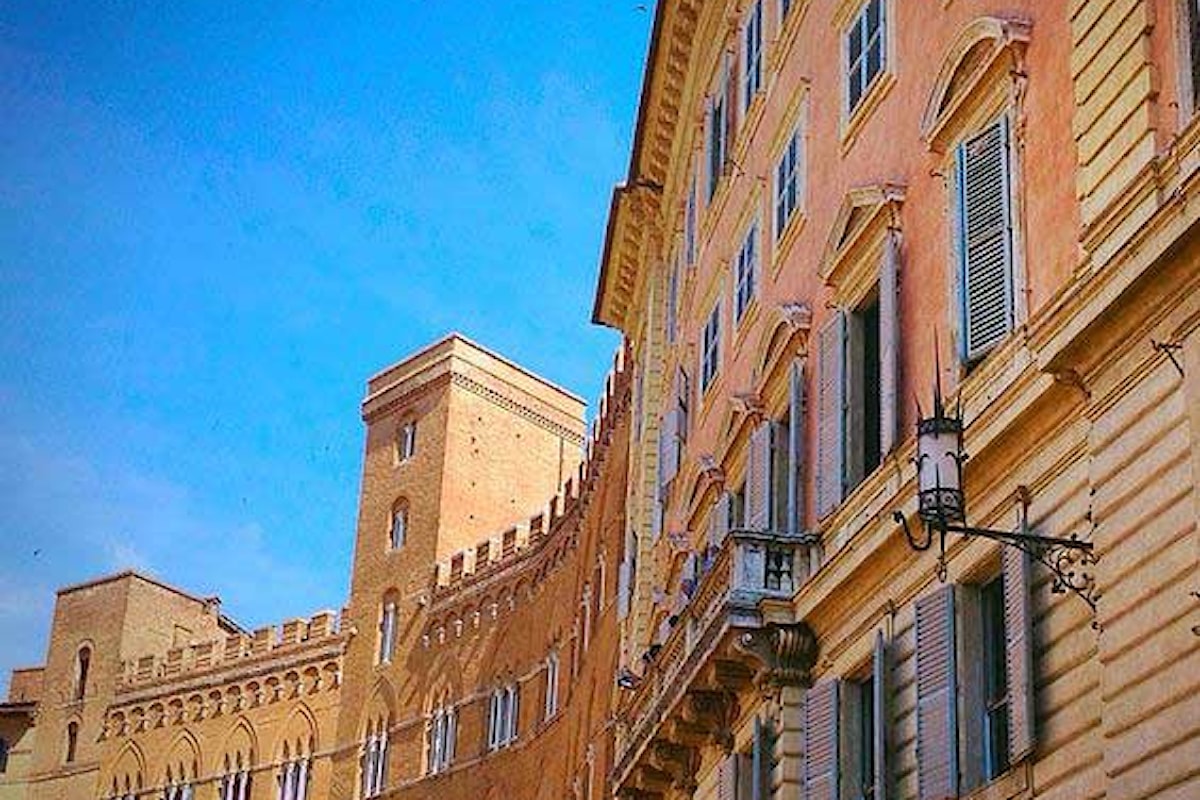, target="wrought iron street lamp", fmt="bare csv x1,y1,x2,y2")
893,379,1100,614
